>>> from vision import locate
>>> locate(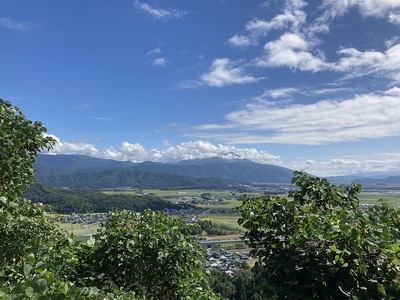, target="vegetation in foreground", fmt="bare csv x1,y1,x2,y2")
0,99,218,299
2,98,400,299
